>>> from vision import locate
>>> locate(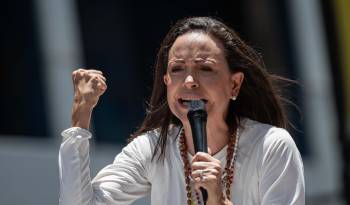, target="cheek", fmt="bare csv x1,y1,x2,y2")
166,87,183,119
205,76,231,94
165,83,177,110
207,81,232,106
